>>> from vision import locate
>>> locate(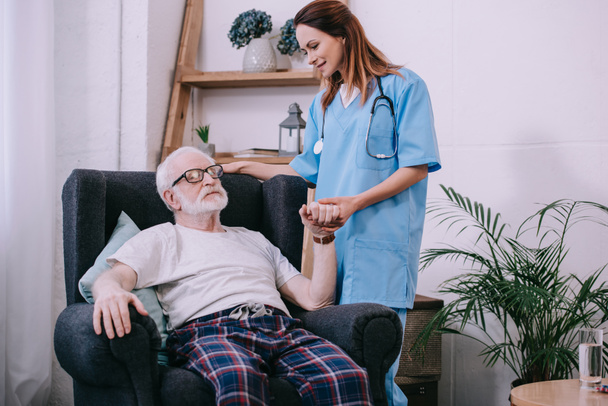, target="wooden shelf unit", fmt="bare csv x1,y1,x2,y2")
214,153,294,165
161,0,322,161
181,68,321,89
